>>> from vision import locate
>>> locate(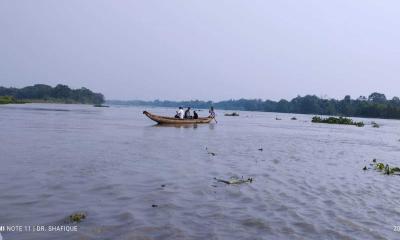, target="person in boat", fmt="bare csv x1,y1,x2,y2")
175,107,184,119
209,106,215,118
184,107,192,119
193,111,198,119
